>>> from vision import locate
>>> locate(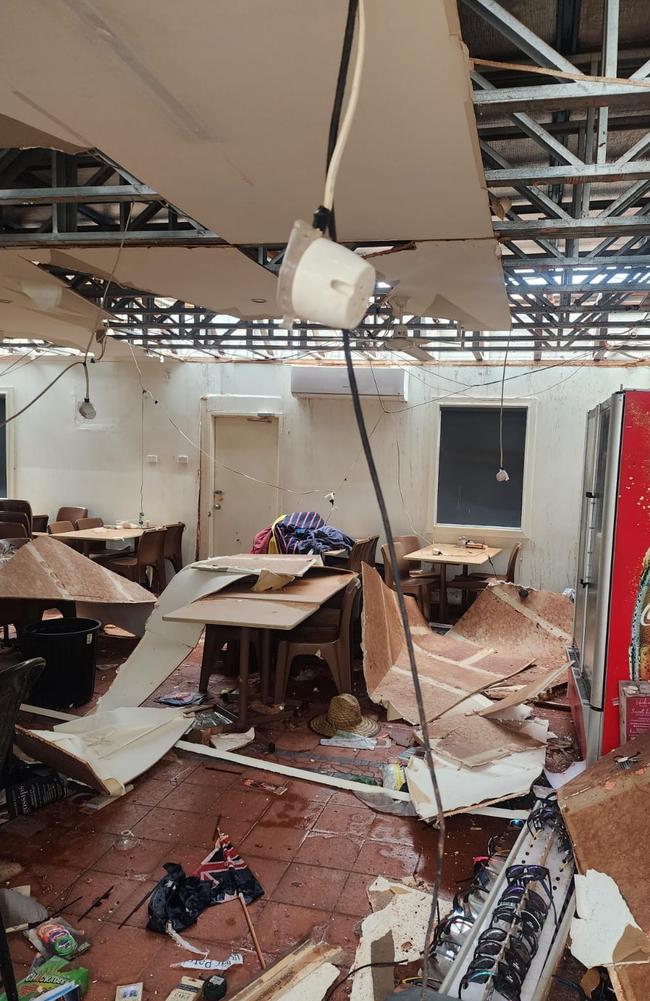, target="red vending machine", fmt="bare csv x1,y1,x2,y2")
569,389,650,761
